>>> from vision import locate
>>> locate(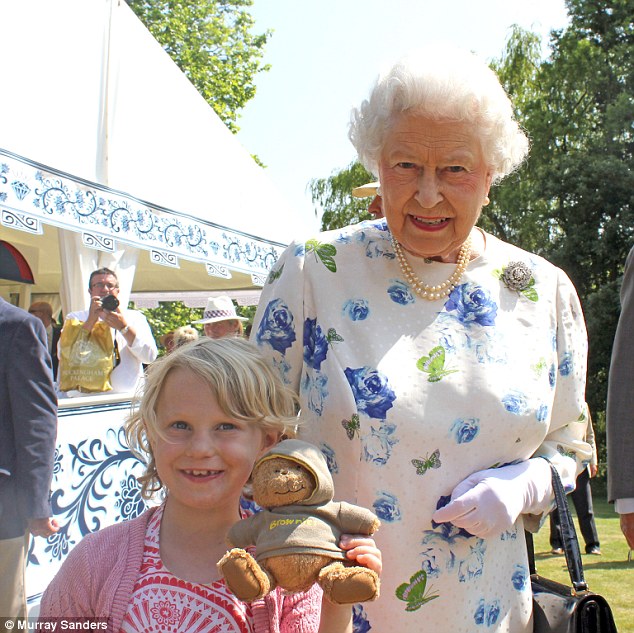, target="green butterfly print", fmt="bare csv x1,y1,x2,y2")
416,346,458,383
341,414,360,440
305,238,337,273
267,264,284,284
411,449,441,475
556,444,576,460
531,358,547,377
395,569,439,612
326,327,344,345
